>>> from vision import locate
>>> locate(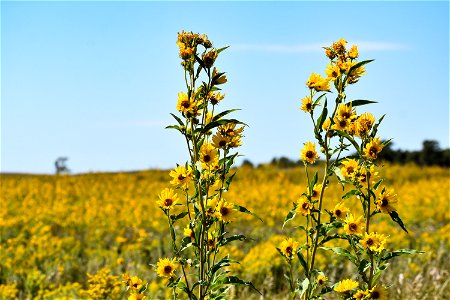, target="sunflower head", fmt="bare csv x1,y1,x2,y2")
215,201,236,222
301,142,320,164
300,95,314,113
156,258,178,278
296,196,313,216
344,214,365,235
361,232,387,253
157,188,179,211
376,188,398,214
279,238,299,259
363,137,384,160
333,202,349,220
334,278,358,293
169,165,193,188
341,159,359,178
